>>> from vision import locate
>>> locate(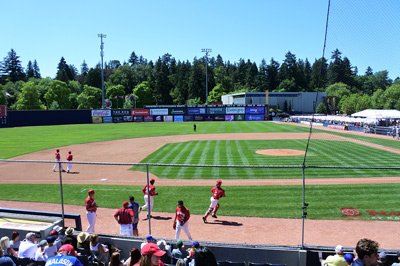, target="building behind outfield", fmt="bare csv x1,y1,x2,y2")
221,92,327,114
